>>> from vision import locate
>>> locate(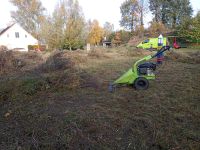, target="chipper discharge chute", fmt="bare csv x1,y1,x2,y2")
109,46,171,92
